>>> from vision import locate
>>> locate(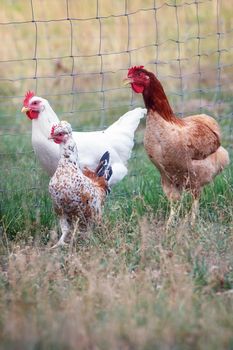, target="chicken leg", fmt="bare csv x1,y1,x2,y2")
190,196,199,227
50,216,70,249
166,202,176,229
